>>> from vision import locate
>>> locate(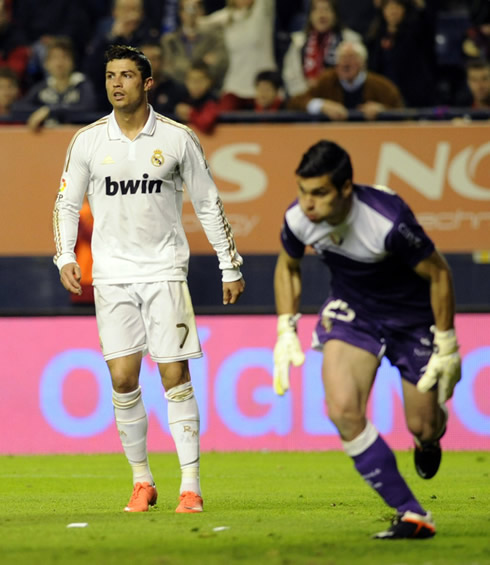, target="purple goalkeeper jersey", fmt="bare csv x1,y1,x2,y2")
281,184,436,328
